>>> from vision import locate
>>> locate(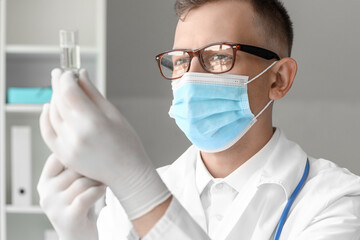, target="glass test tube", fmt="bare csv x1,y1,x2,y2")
59,30,81,77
